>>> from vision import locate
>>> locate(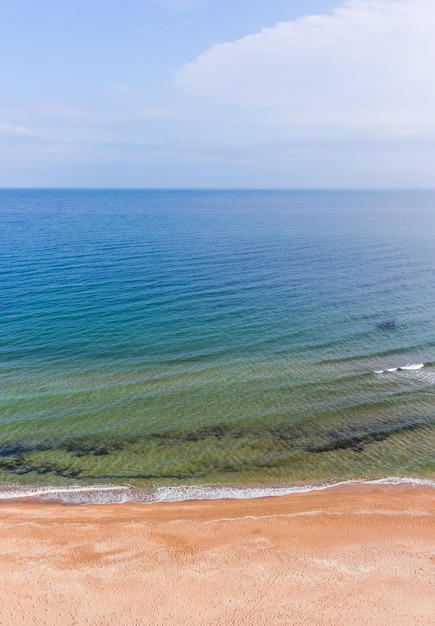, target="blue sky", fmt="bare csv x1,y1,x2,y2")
1,0,434,188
